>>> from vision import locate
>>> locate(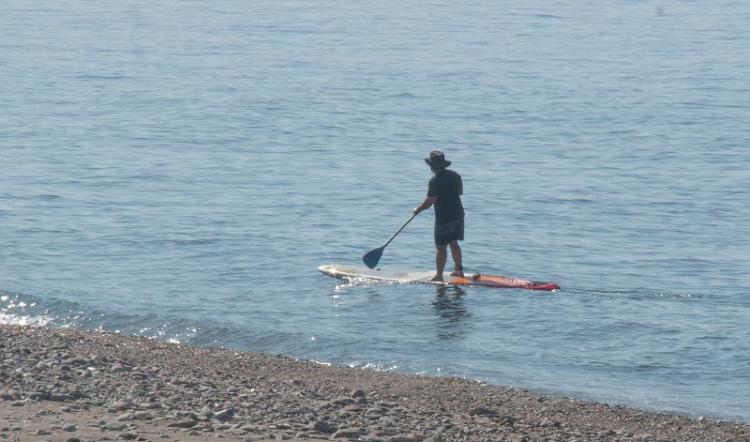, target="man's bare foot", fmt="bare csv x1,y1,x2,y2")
449,270,464,277
430,275,444,282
